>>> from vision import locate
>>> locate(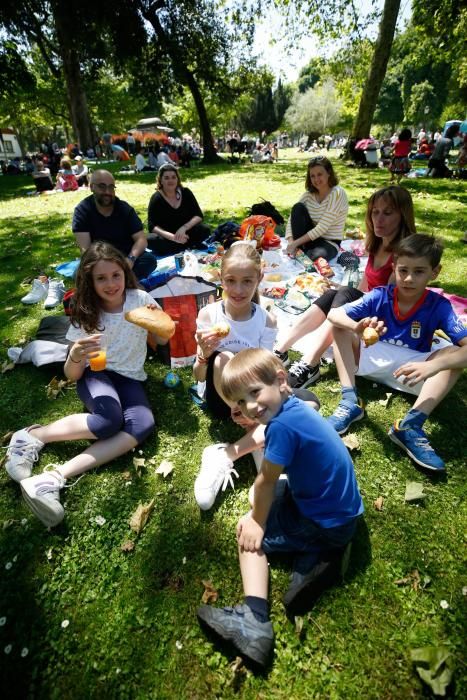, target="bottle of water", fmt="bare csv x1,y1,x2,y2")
342,265,361,288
